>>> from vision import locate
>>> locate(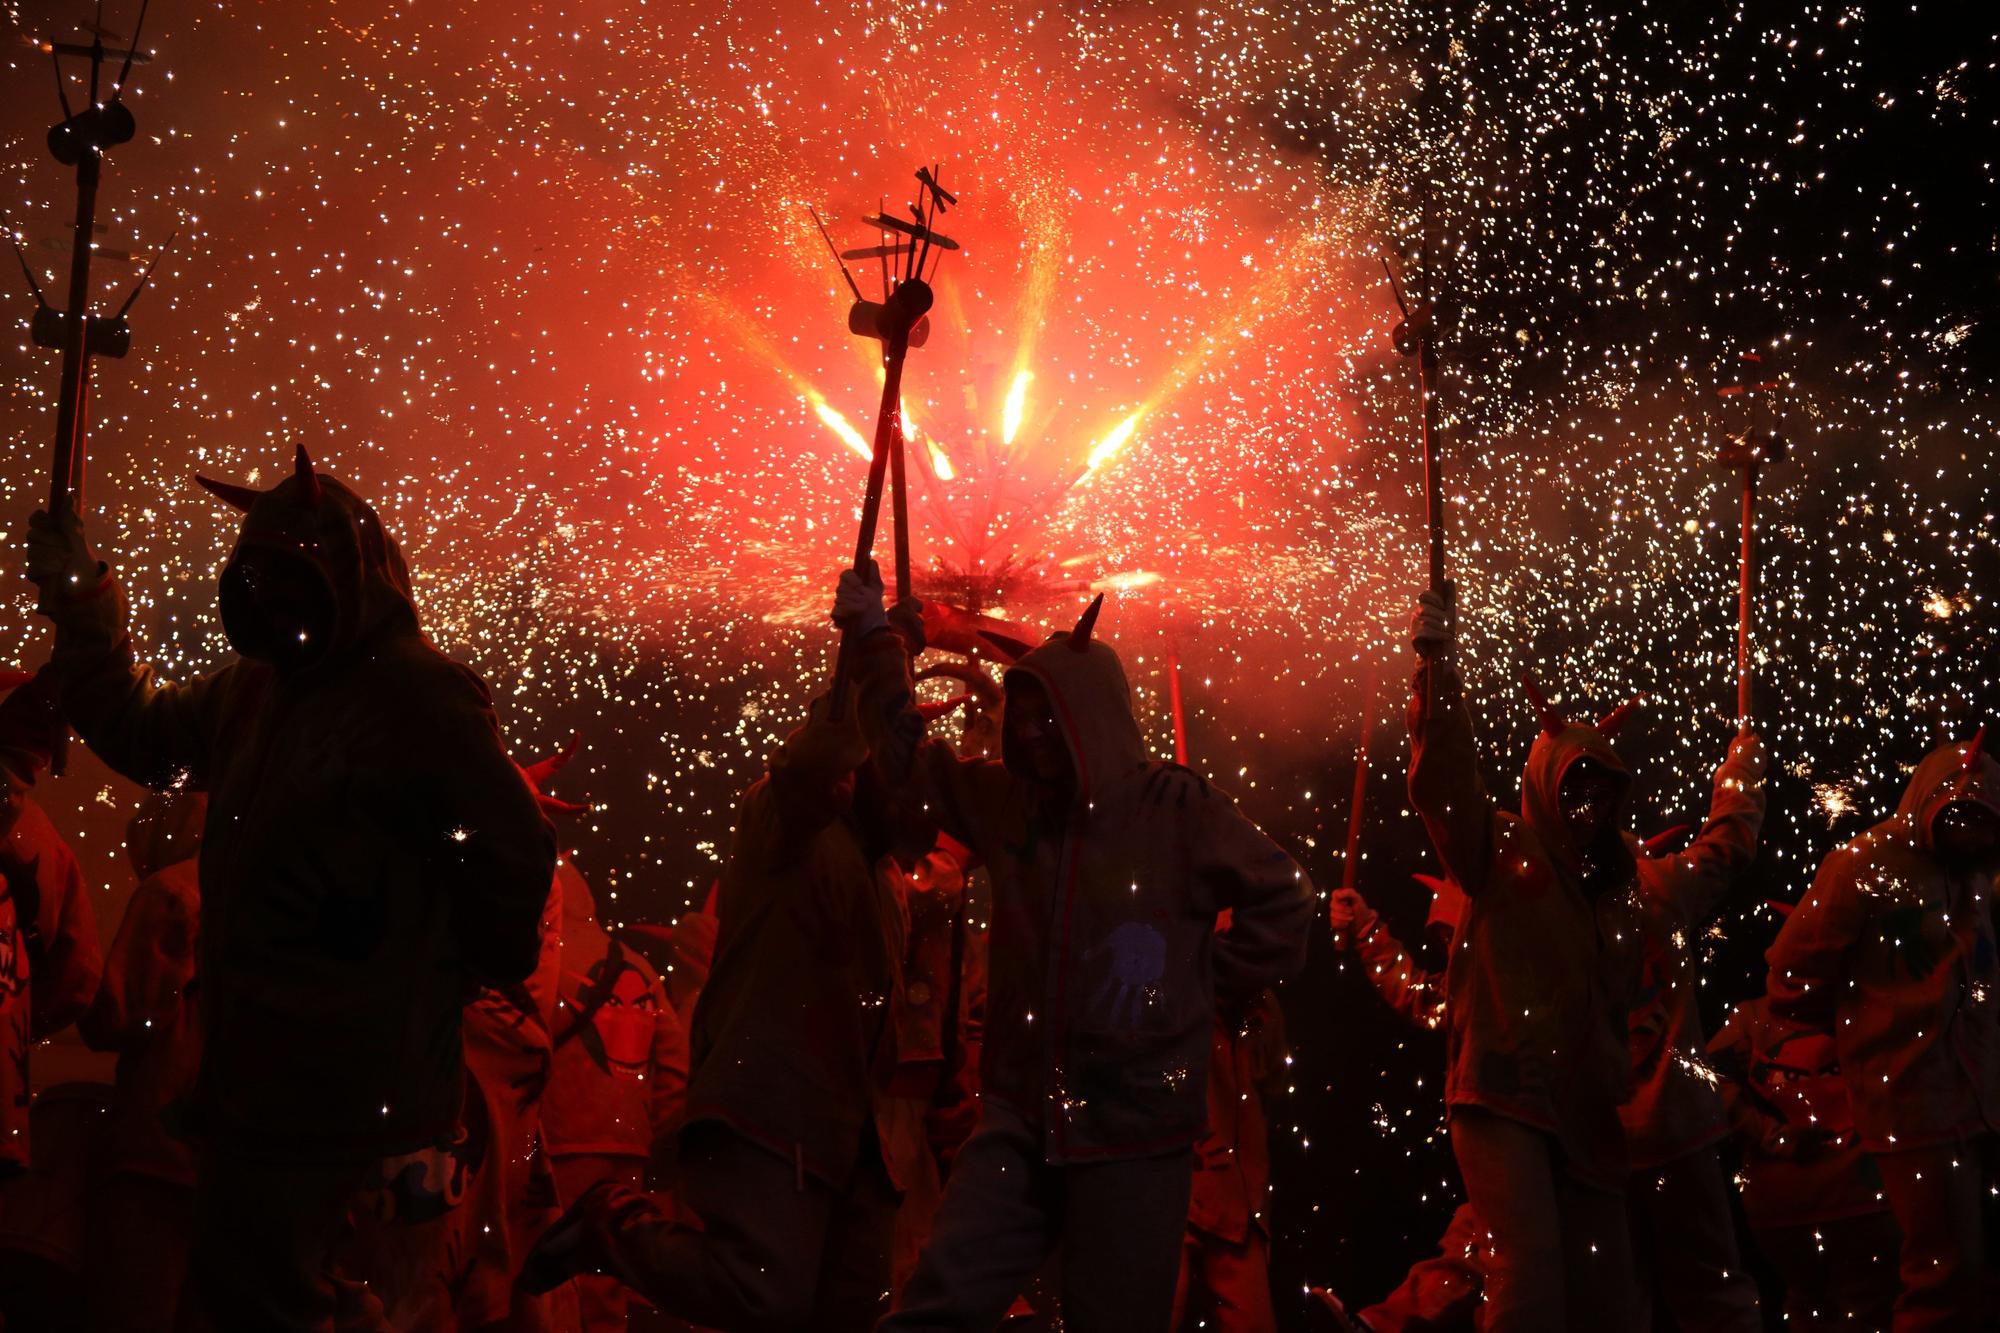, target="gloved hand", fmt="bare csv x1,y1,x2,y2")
25,507,106,600
1410,584,1454,659
832,558,890,639
888,595,927,655
1327,888,1378,951
1727,727,1767,780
